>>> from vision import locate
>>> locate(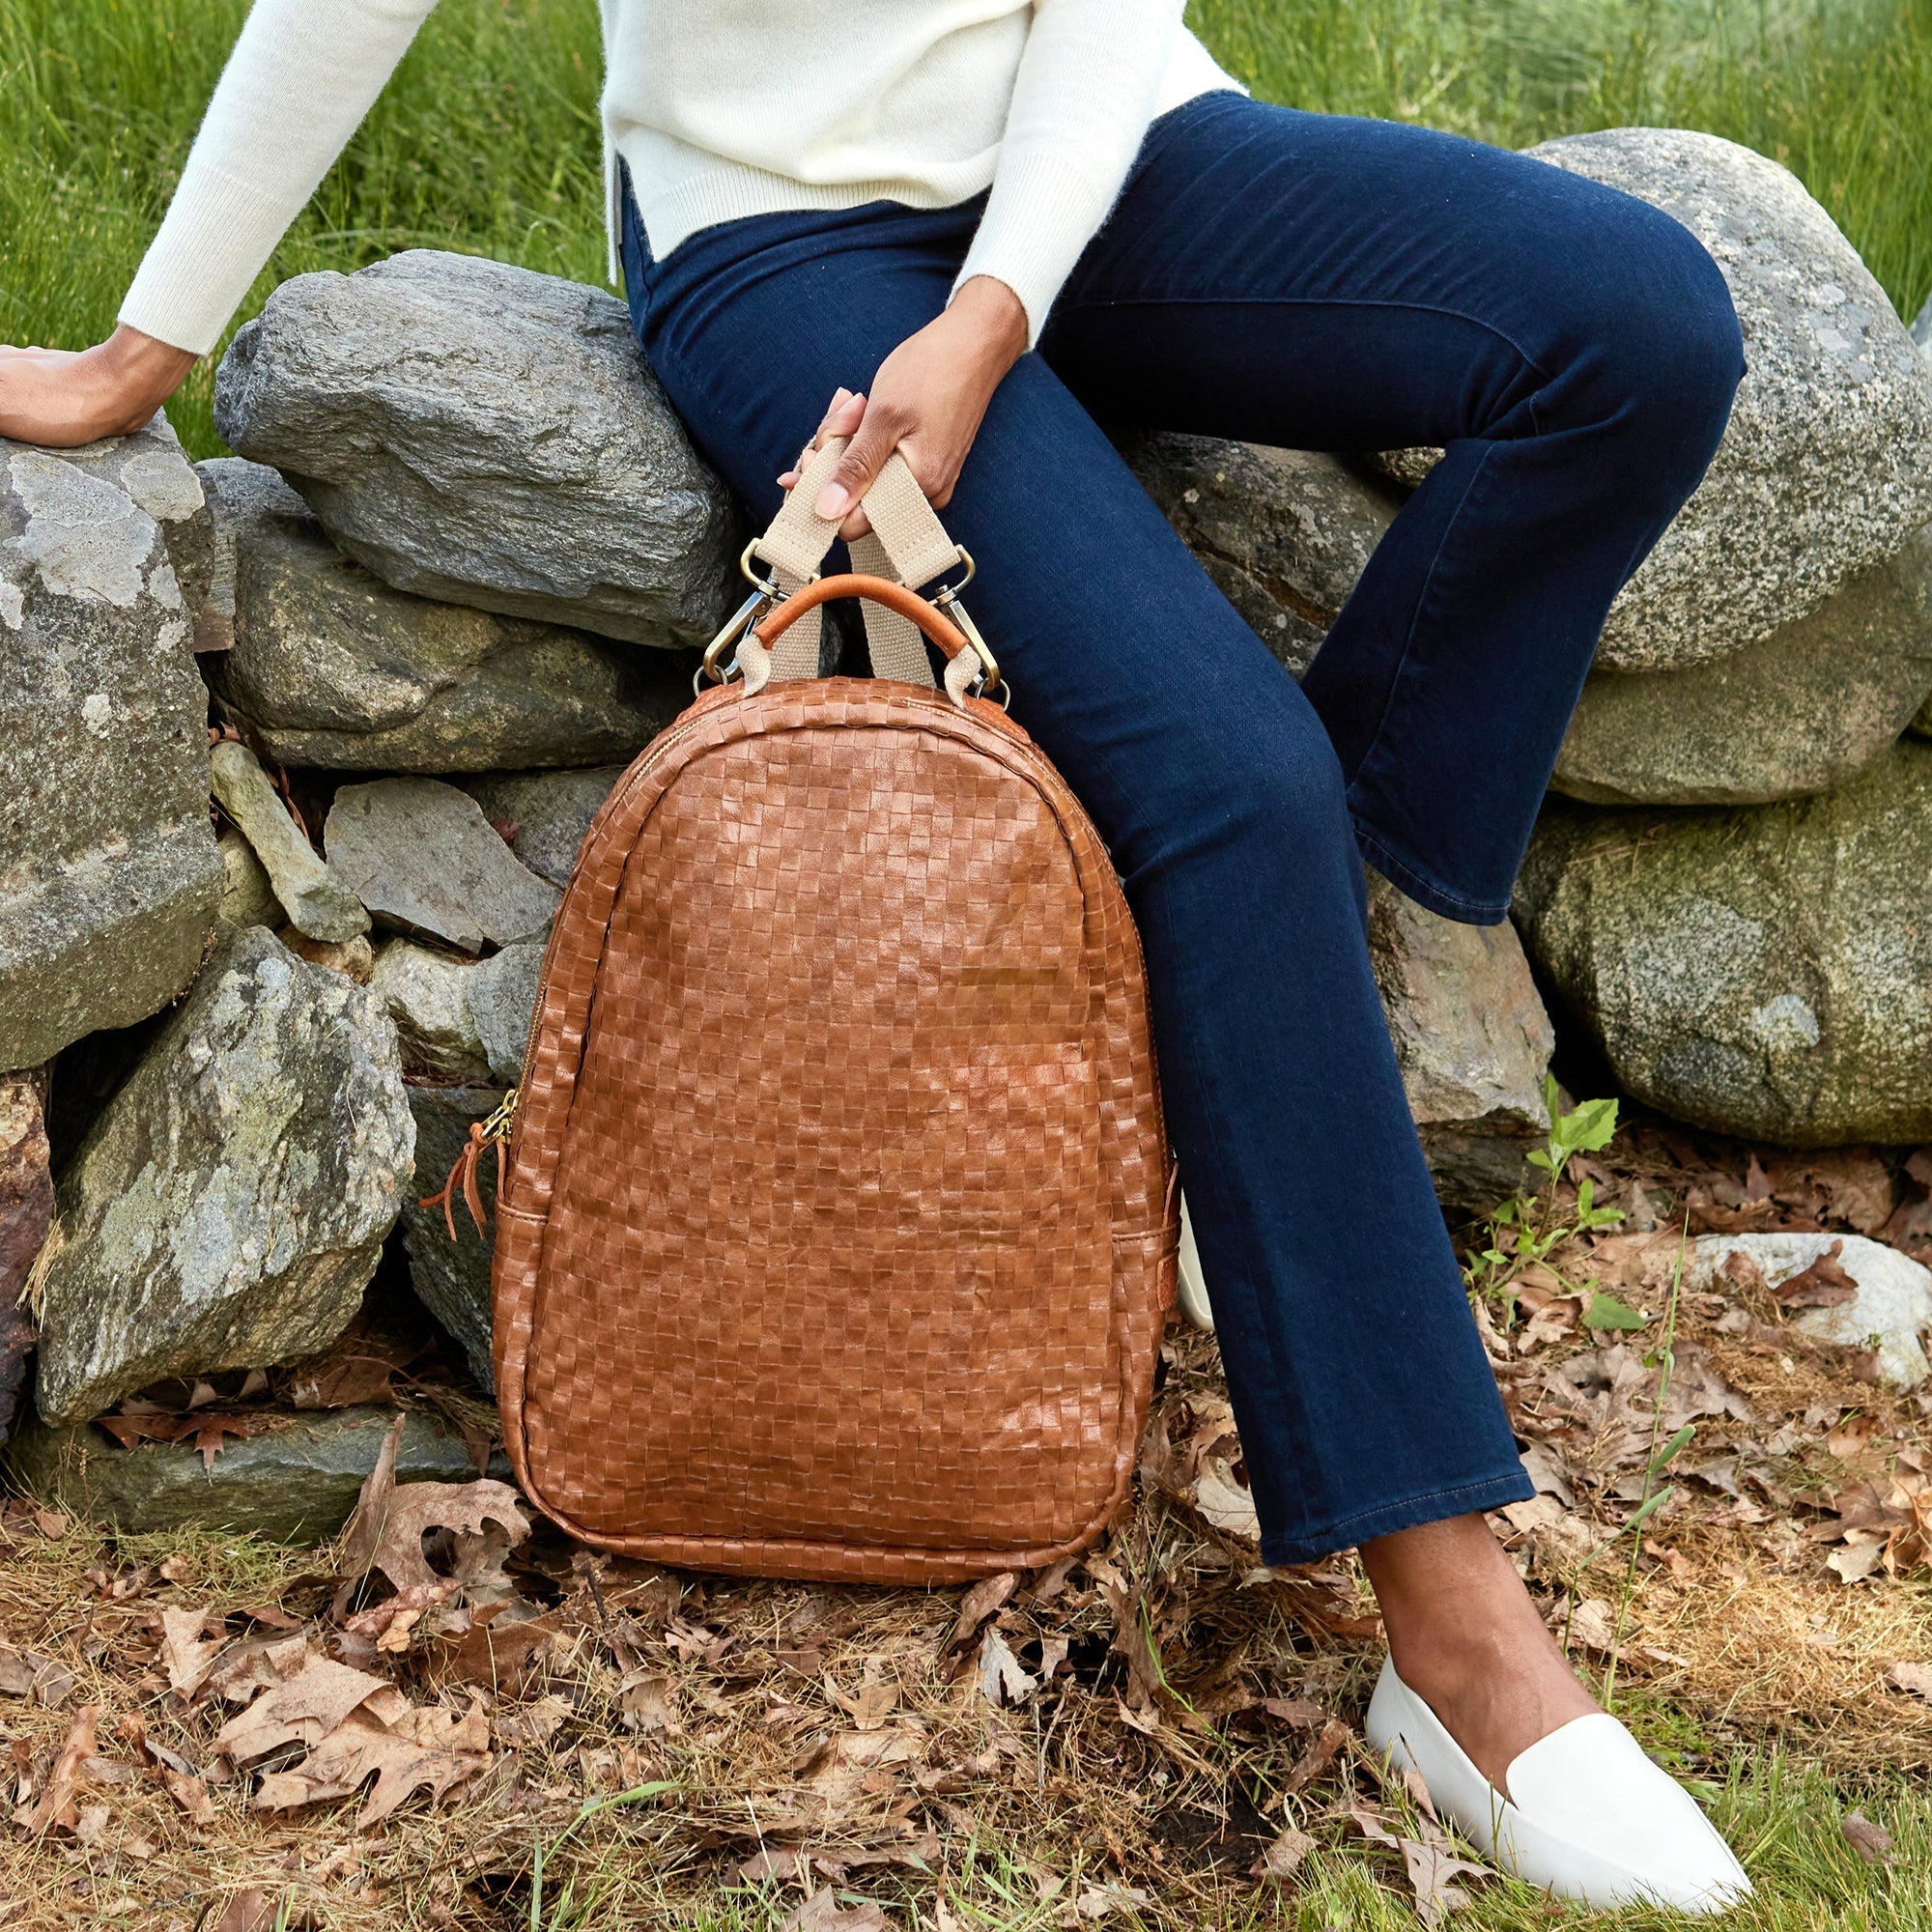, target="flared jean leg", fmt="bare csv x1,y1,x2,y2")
1047,94,1745,921
617,90,1740,1565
